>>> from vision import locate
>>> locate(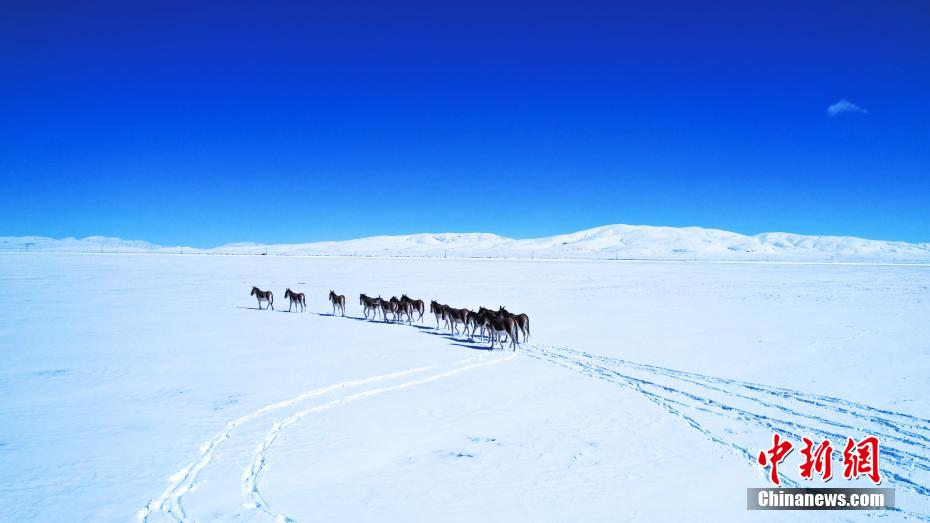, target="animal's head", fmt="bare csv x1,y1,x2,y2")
251,286,258,295
401,294,409,300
